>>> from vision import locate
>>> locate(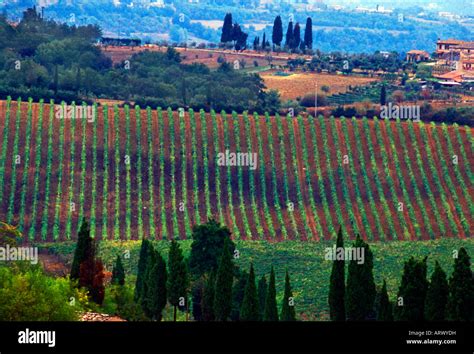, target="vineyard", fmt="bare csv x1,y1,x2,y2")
0,97,472,243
